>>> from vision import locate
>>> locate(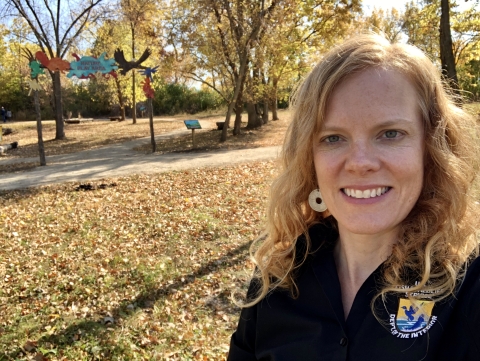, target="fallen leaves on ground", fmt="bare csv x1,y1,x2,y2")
134,112,292,154
0,117,188,160
0,161,40,175
0,160,278,360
